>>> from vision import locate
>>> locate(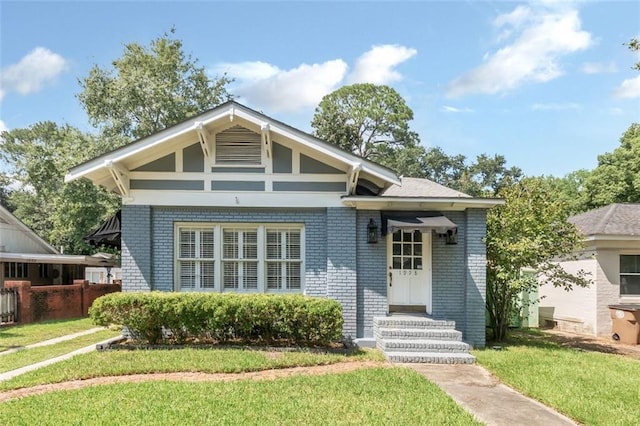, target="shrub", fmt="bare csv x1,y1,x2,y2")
89,292,343,346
